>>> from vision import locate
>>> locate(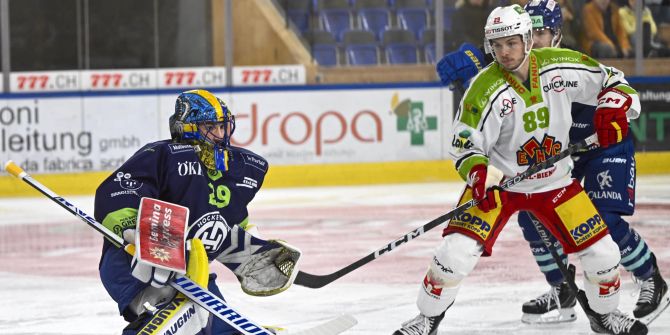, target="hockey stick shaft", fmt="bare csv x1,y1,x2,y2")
294,134,599,289
4,161,272,335
526,213,600,319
